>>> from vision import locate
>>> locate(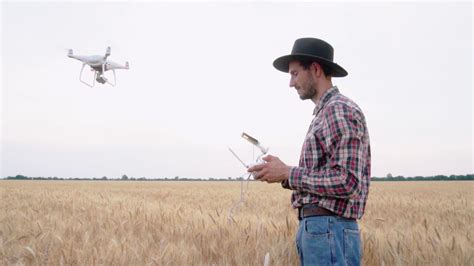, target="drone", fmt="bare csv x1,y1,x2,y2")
67,46,129,87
